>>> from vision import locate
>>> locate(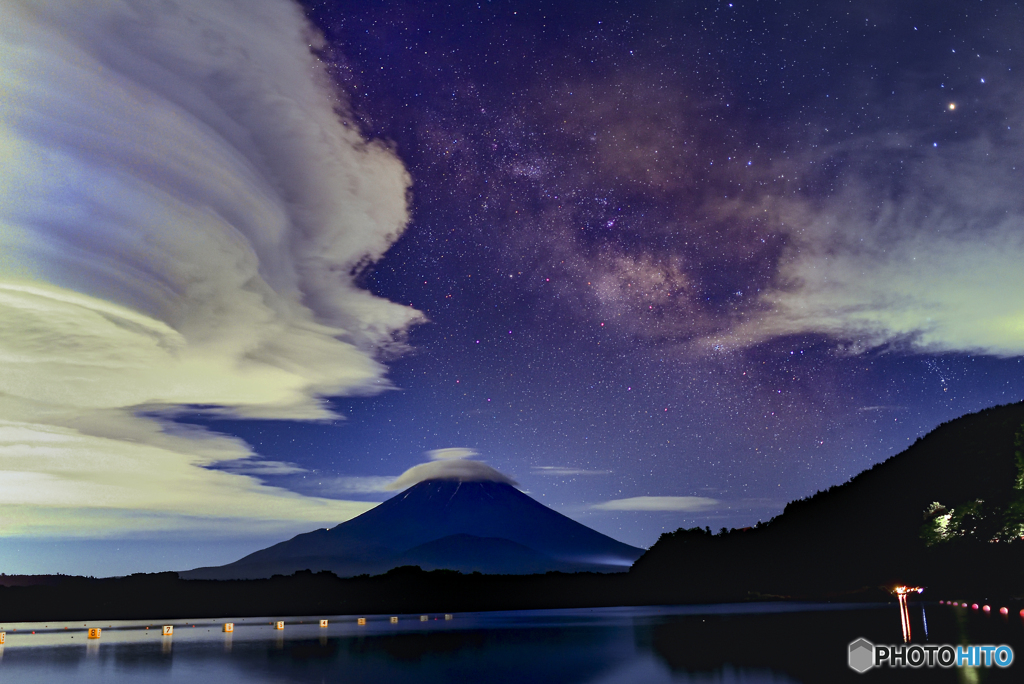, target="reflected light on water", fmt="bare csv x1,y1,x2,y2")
893,585,923,643
2,603,1021,683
